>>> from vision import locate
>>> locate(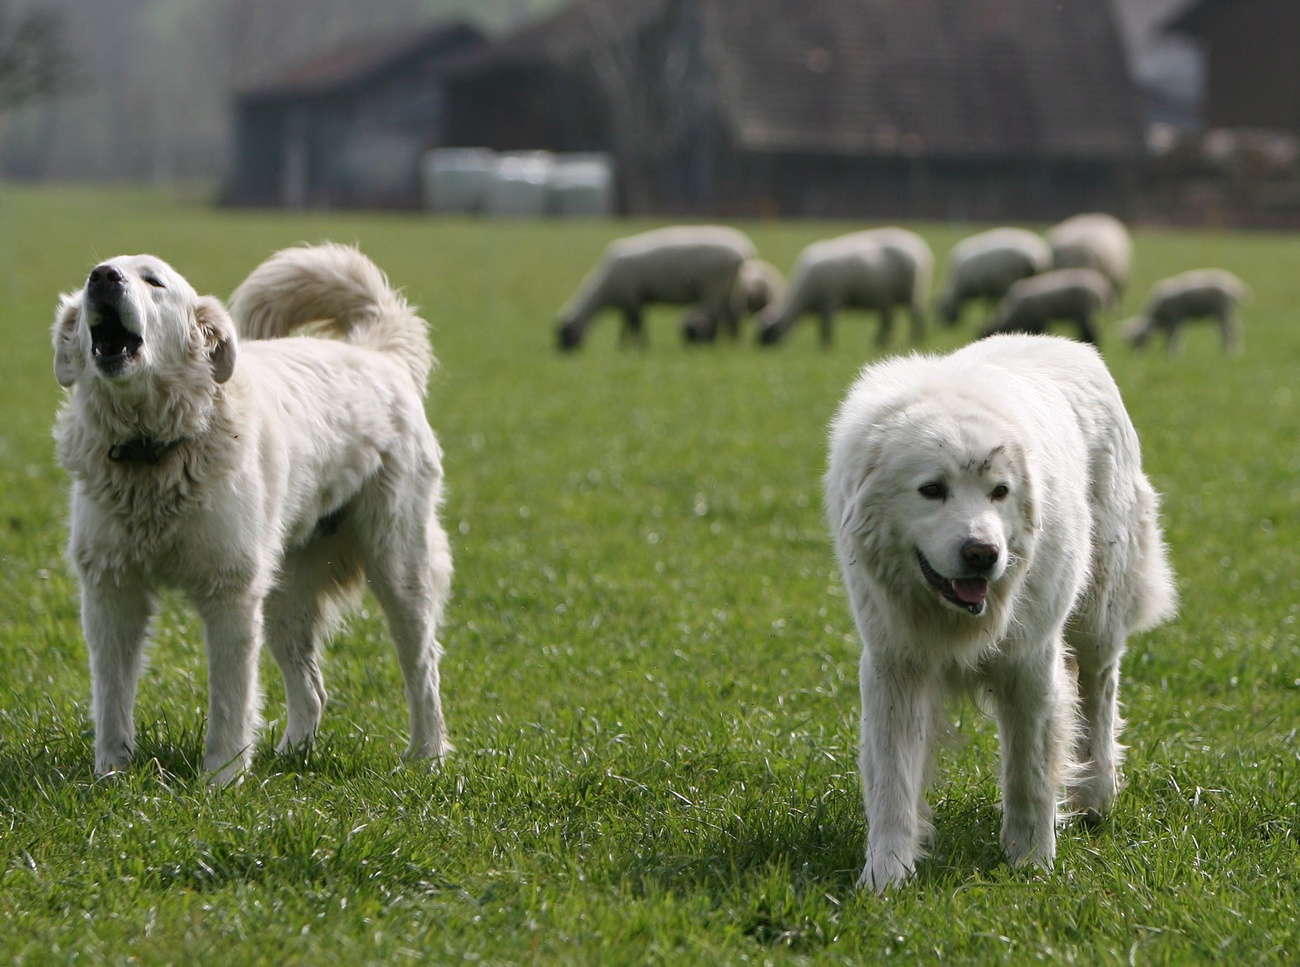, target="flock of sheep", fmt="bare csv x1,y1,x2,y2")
554,214,1250,355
